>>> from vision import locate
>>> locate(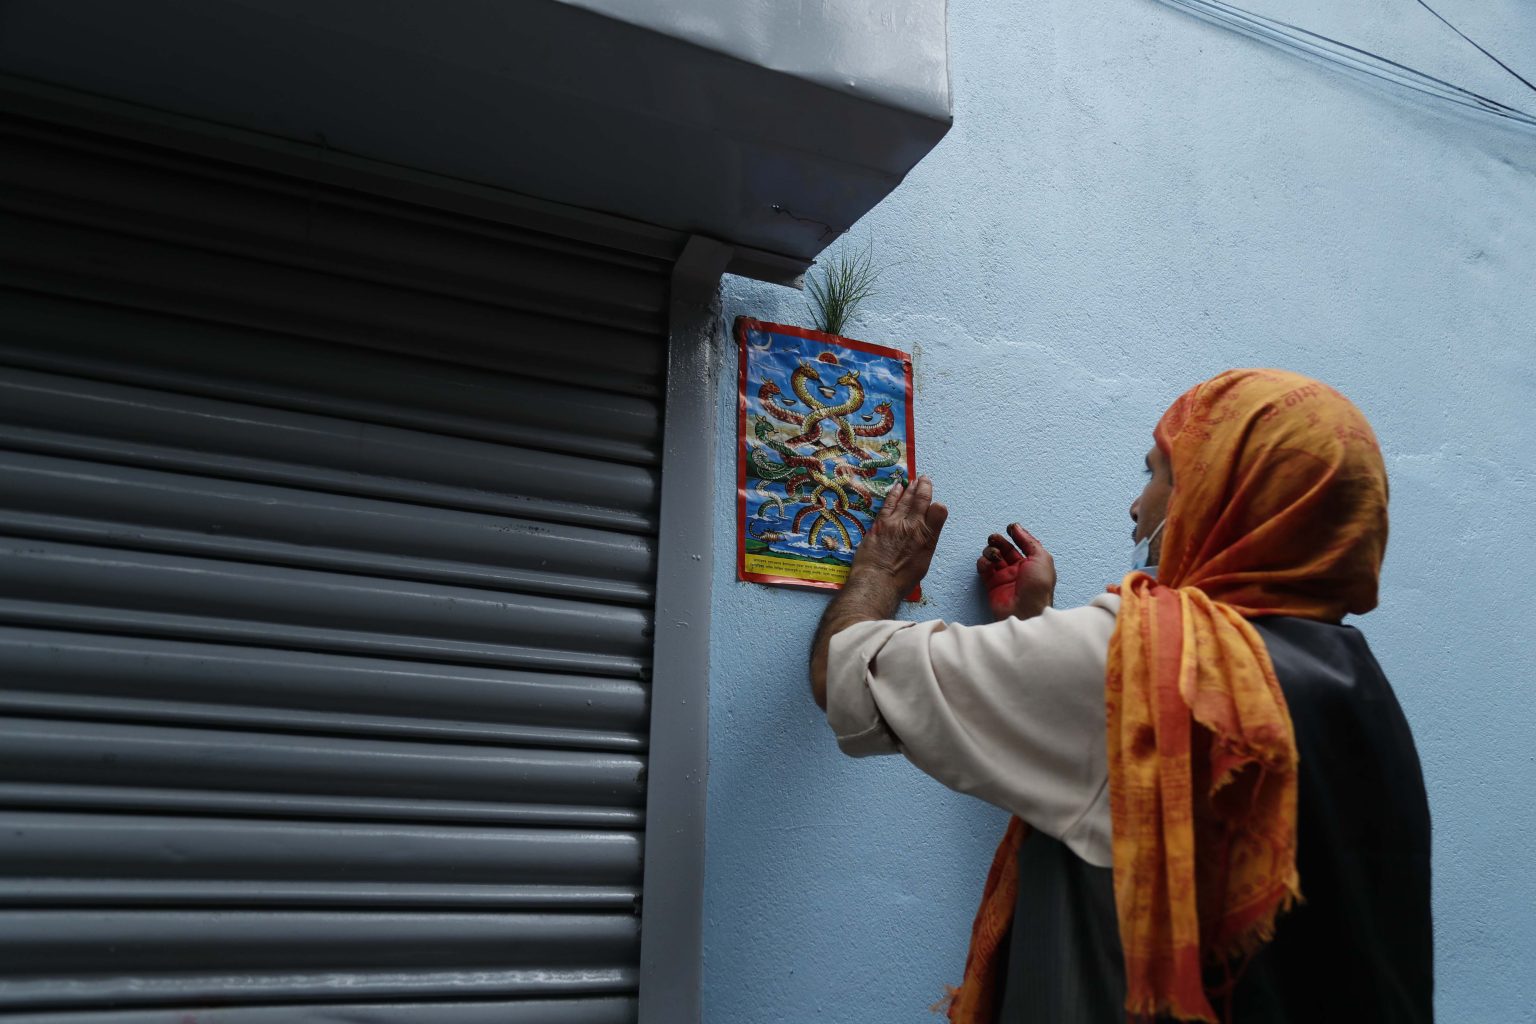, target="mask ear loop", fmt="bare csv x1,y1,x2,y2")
1132,518,1167,575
